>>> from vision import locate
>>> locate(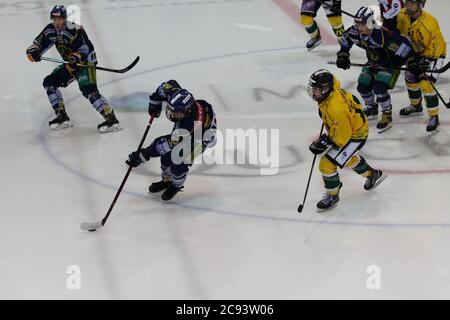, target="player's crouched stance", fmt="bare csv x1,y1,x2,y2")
307,70,387,210
126,81,217,201
26,5,121,133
